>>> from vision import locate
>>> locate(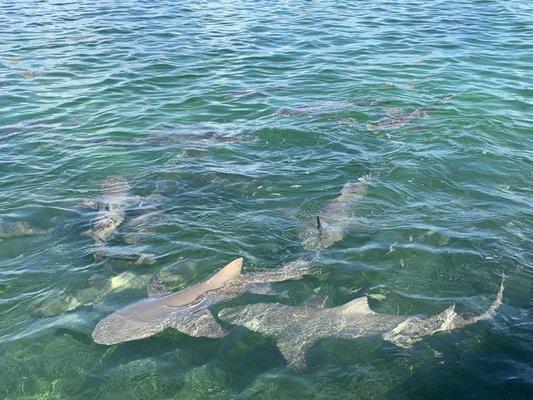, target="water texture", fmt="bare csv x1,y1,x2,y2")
0,0,532,399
